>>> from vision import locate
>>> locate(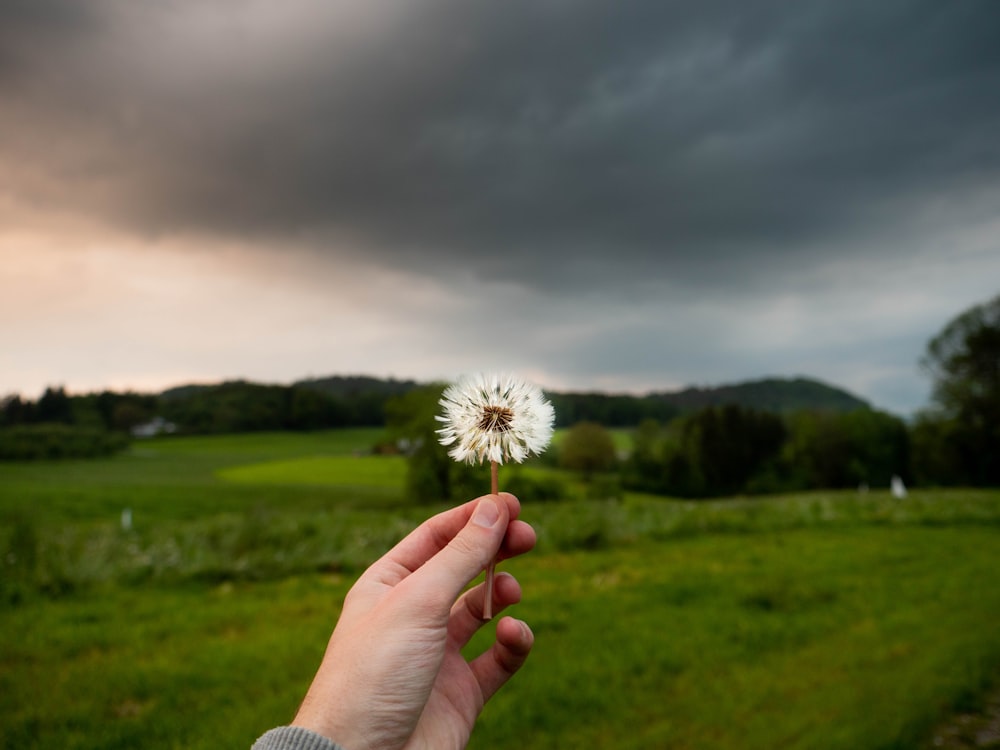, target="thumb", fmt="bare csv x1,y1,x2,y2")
400,496,508,611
